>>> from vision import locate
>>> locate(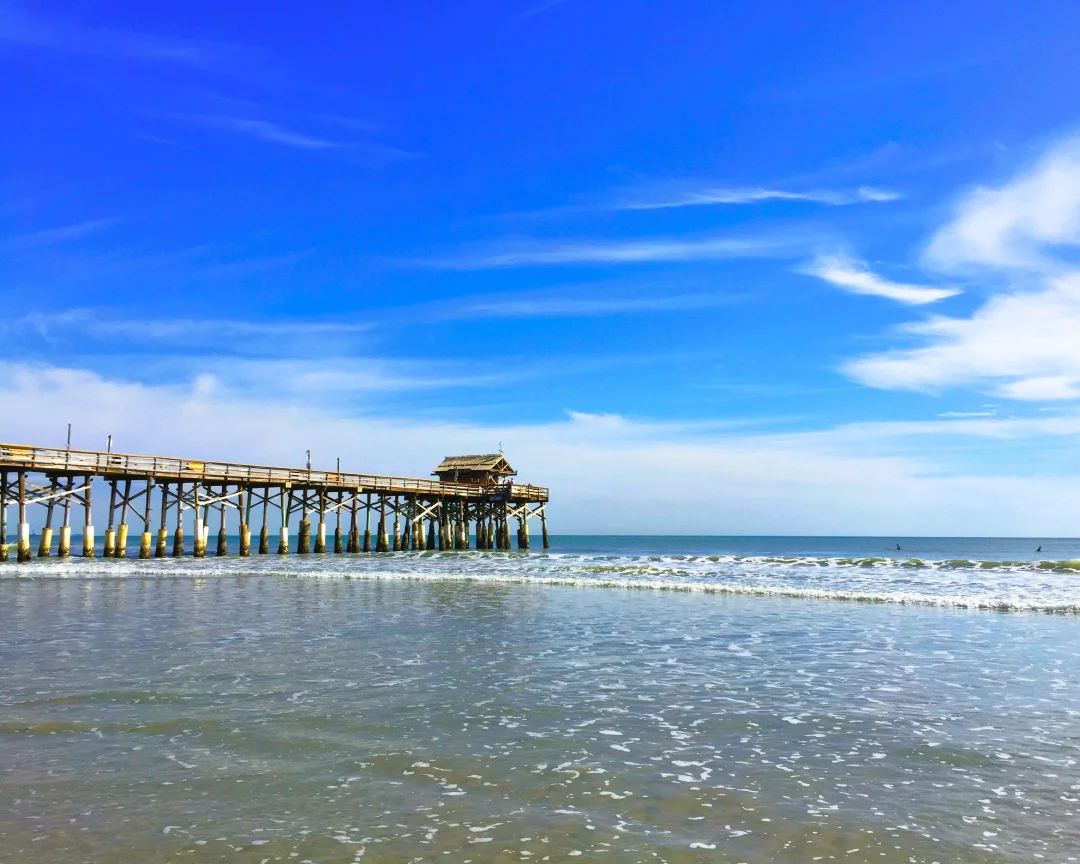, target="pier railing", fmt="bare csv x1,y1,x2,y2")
0,444,548,502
